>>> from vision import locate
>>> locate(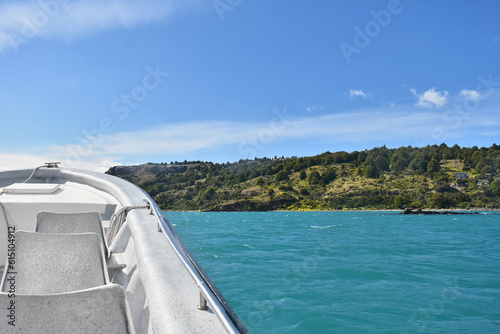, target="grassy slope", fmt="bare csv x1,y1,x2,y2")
107,156,499,211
